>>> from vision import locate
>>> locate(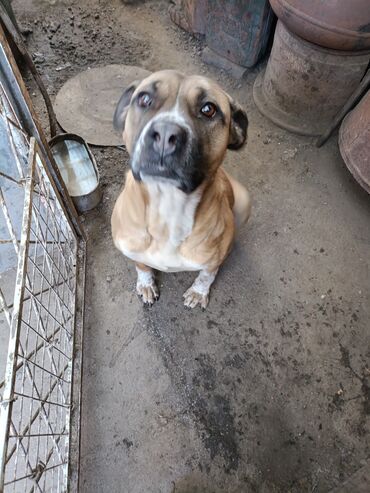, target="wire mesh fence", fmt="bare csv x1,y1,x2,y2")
0,61,83,492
